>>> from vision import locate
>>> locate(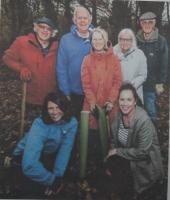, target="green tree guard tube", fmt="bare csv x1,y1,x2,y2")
79,111,90,178
96,106,109,159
